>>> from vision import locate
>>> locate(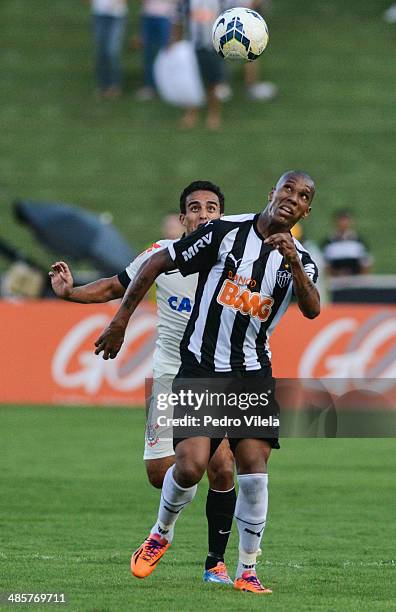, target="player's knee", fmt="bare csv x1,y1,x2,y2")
207,444,235,490
236,440,271,474
207,463,234,491
174,460,206,487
